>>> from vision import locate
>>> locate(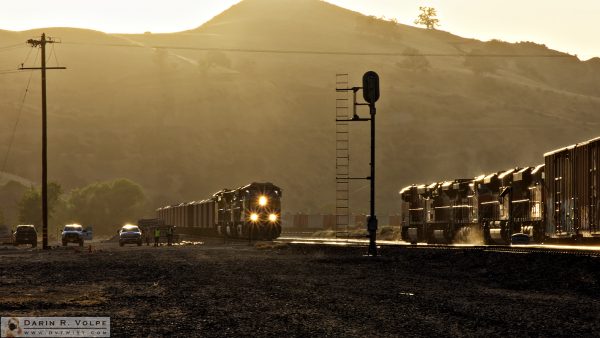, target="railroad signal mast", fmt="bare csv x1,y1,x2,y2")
20,33,66,250
336,71,380,256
